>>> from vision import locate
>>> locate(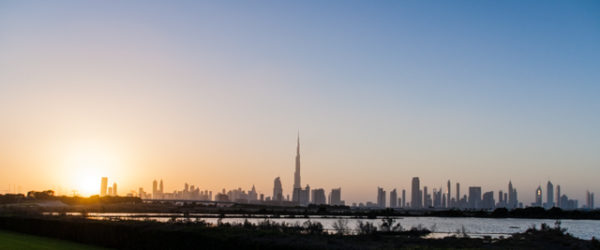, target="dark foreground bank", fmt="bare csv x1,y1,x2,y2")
0,215,599,250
